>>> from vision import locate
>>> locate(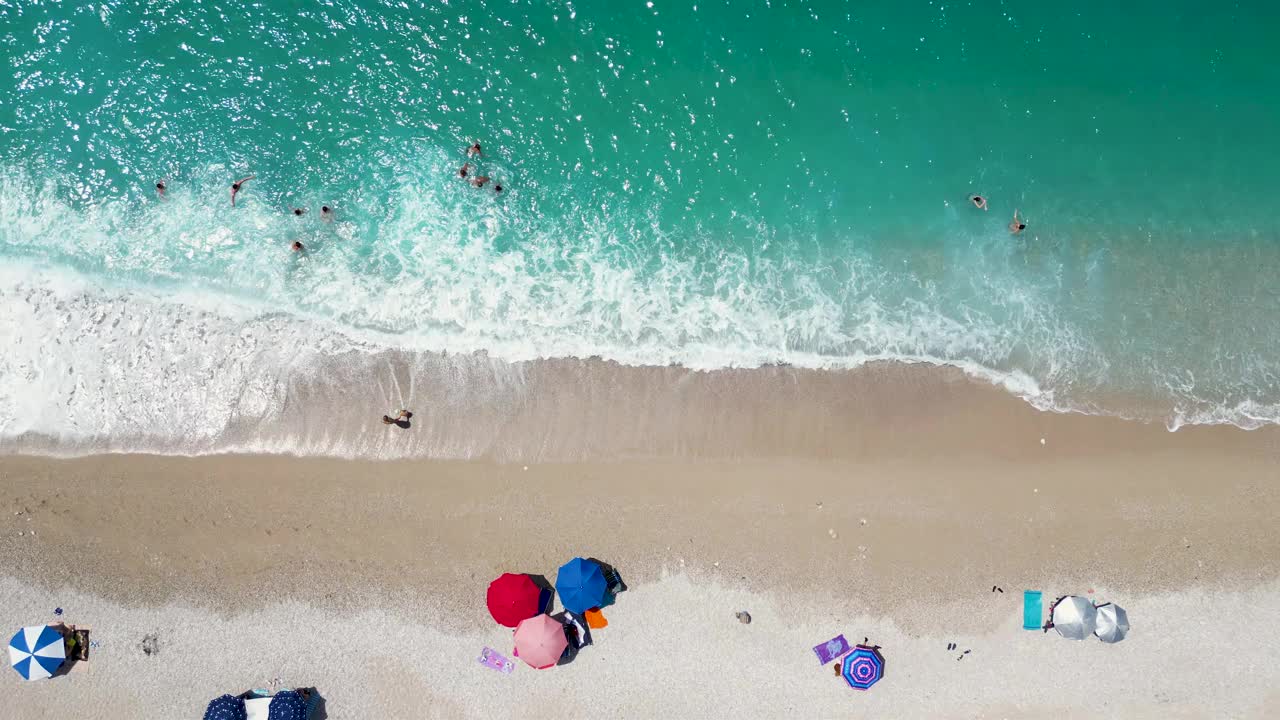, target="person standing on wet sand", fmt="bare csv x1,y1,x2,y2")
382,409,413,426
230,176,254,207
